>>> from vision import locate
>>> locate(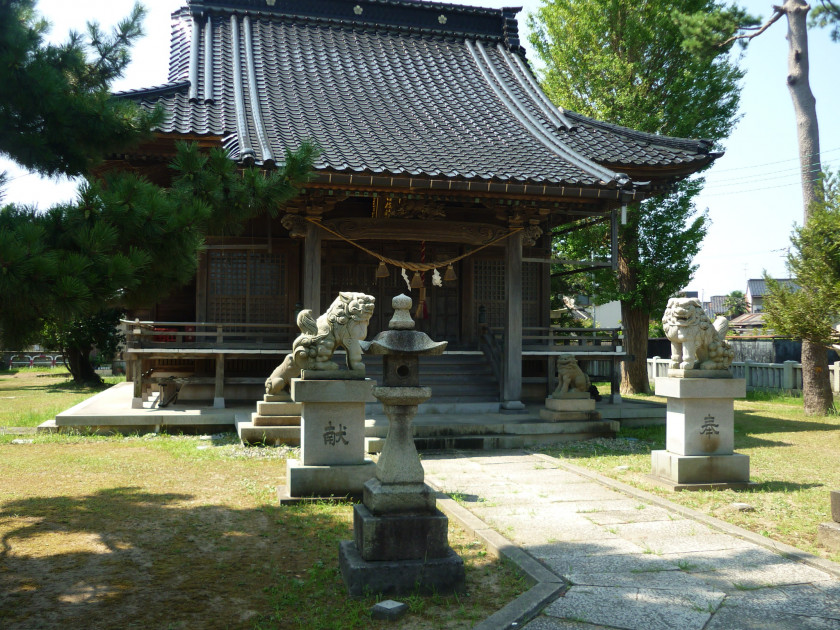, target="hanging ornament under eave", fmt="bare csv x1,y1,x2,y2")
410,271,423,289
375,261,389,279
444,264,457,282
